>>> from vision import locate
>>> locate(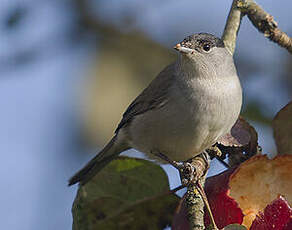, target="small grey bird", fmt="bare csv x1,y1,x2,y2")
69,33,242,186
